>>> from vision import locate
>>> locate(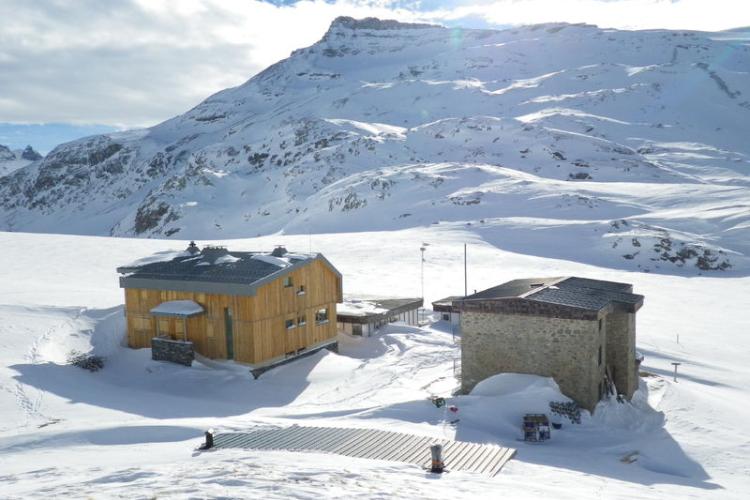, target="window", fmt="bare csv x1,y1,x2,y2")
315,308,328,323
297,285,306,295
134,316,151,331
442,313,450,321
598,318,603,332
298,315,307,326
598,345,602,366
285,319,295,329
283,276,293,288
